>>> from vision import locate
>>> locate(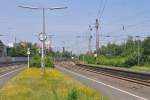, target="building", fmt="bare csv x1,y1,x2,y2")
45,41,53,53
0,40,7,57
